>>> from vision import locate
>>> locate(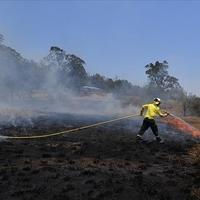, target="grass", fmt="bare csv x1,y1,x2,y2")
191,187,200,200
183,116,200,130
188,144,200,163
